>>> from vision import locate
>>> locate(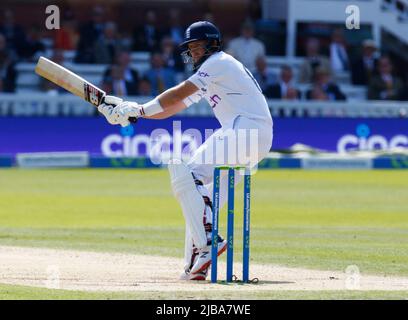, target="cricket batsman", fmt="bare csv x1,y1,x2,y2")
98,21,273,280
